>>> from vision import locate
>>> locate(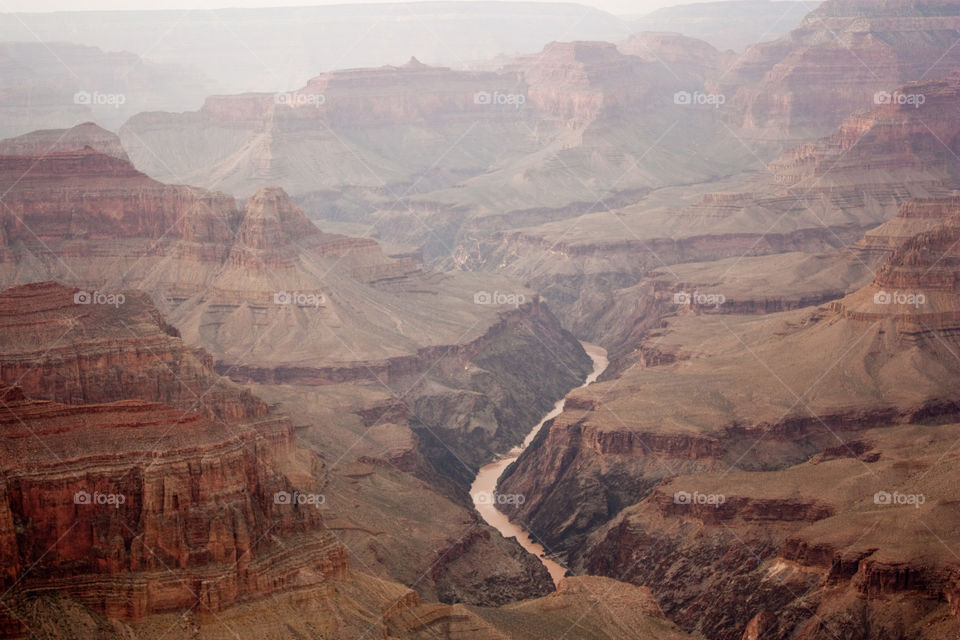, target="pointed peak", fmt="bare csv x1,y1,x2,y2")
245,187,300,221
248,186,292,204
241,187,318,242
403,55,428,69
